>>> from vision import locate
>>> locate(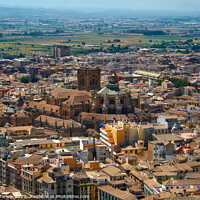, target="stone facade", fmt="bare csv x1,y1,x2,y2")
77,67,101,91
